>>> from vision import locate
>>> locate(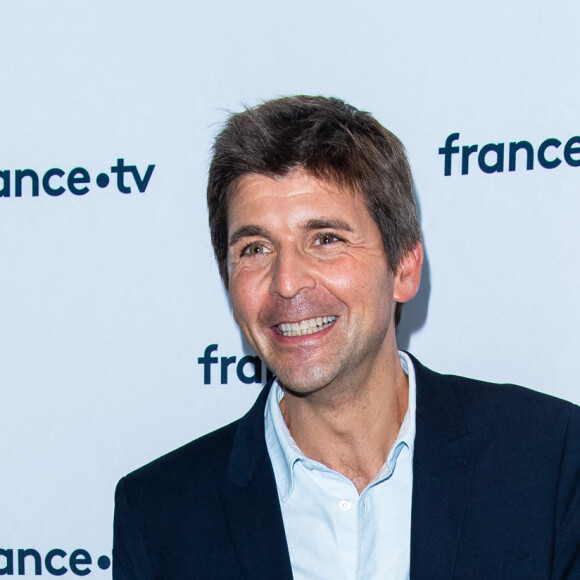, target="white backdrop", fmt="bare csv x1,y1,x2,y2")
2,1,579,576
